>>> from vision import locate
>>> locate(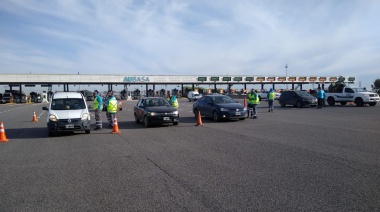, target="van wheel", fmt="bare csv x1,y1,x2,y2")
369,102,376,106
85,130,90,134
